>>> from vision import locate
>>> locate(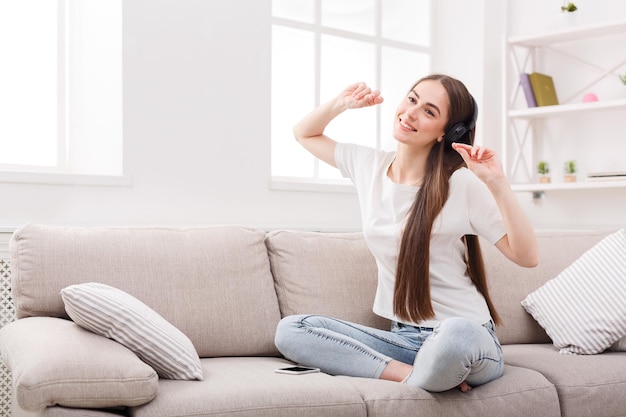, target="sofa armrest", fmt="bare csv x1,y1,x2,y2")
0,317,158,411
